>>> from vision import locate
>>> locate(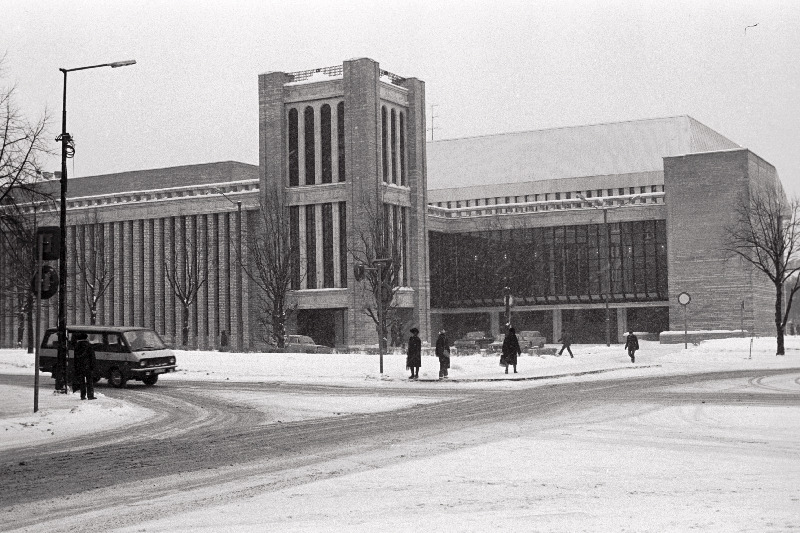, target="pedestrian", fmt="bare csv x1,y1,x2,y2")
406,327,422,379
435,329,450,379
501,326,521,374
558,329,573,358
624,329,639,363
72,332,97,400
